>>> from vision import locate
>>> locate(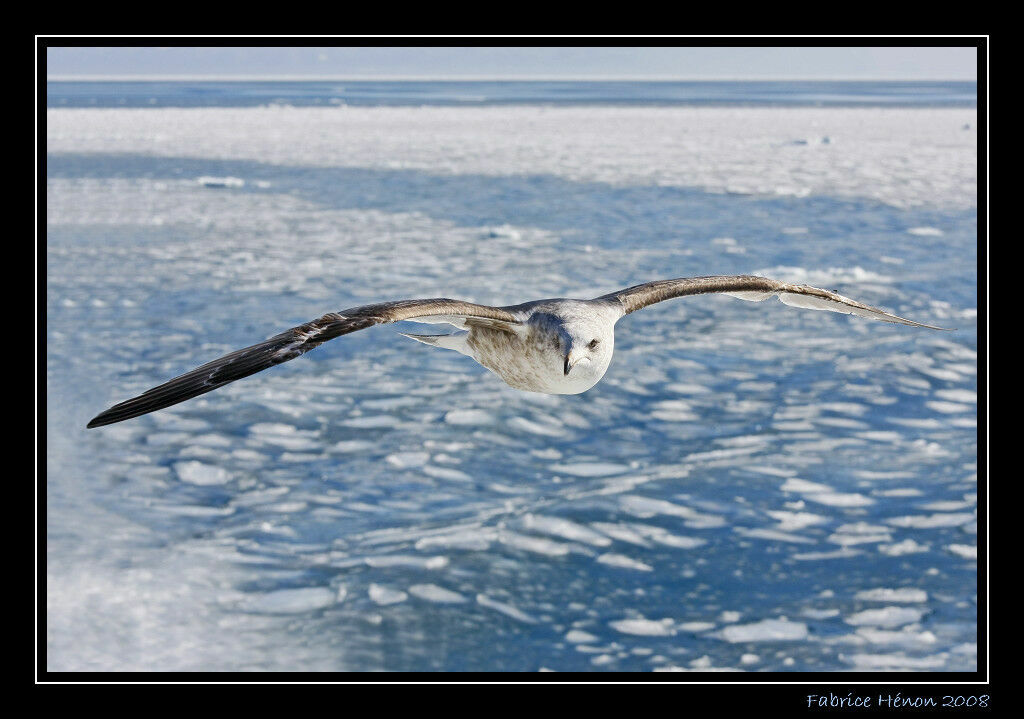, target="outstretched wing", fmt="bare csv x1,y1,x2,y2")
87,299,522,428
596,275,948,329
